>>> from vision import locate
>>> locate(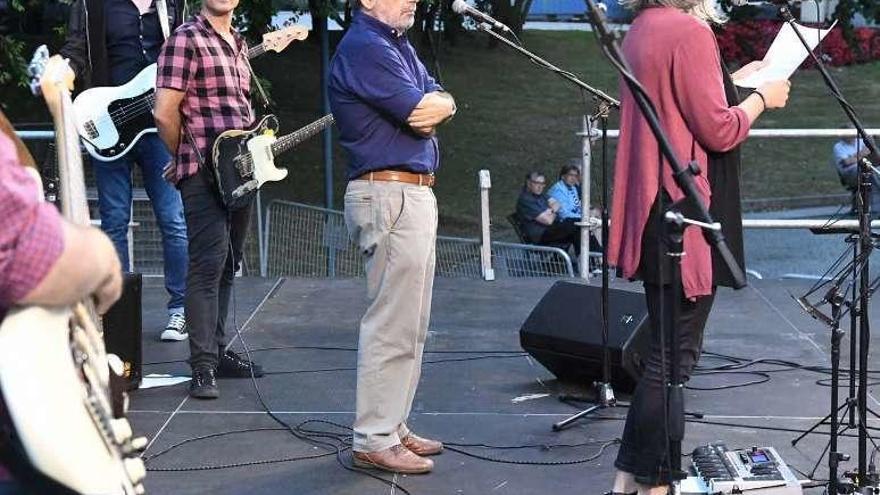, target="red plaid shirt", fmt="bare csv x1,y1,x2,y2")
156,14,253,184
0,133,63,320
